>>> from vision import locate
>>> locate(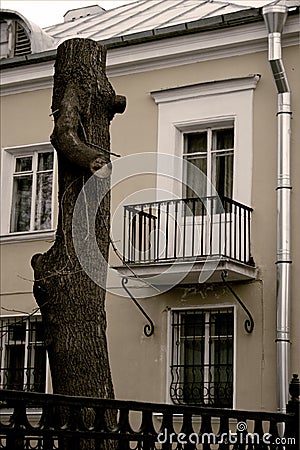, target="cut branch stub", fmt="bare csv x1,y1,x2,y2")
51,38,126,173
